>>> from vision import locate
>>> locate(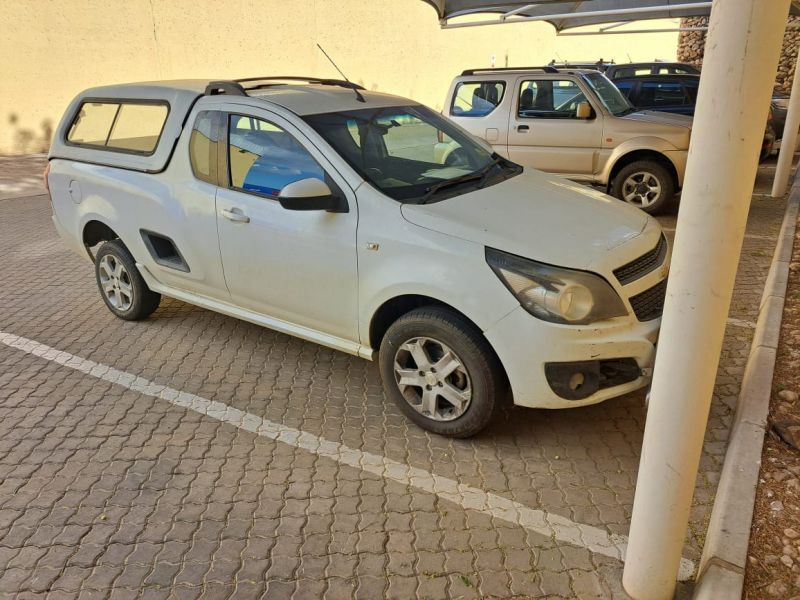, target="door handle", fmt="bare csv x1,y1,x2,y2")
517,124,530,132
221,207,250,223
